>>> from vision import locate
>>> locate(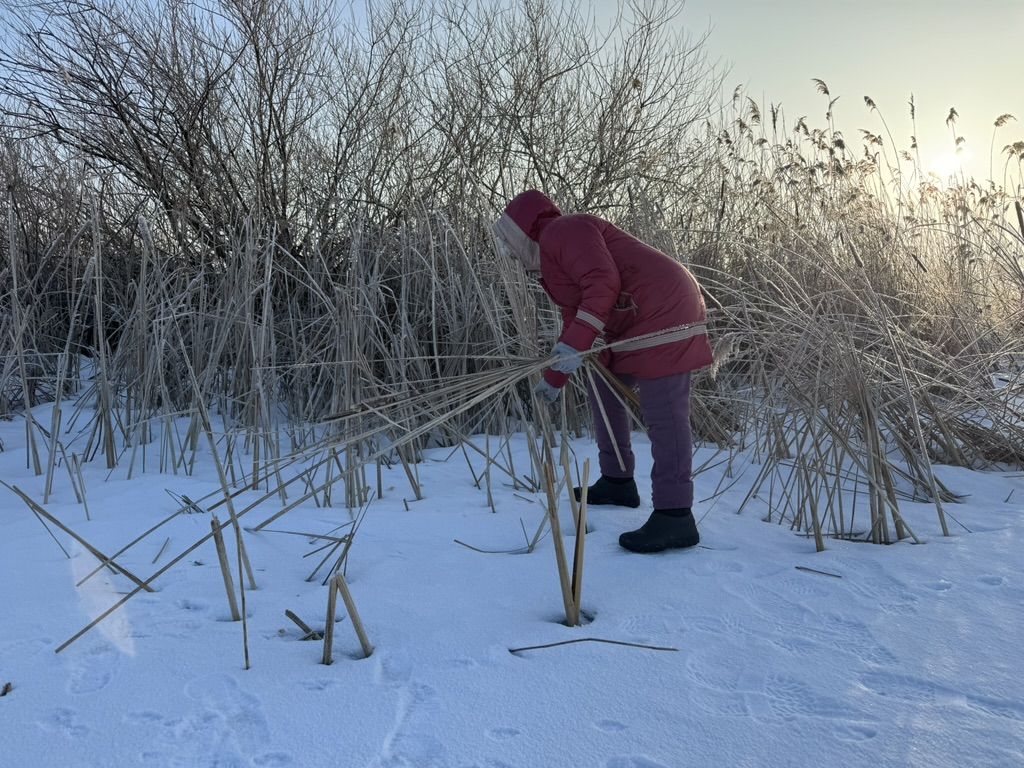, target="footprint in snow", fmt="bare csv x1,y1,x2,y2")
131,673,280,767
593,719,629,733
685,611,754,640
147,615,202,640
832,723,878,743
374,651,414,686
485,727,521,741
441,656,479,670
175,598,210,612
684,649,749,693
816,612,899,665
606,757,671,768
776,573,833,599
300,678,343,692
372,682,449,768
683,649,753,716
727,578,804,614
618,614,672,643
721,580,898,666
183,674,270,754
124,710,166,726
753,672,866,723
38,708,89,738
963,693,1024,722
691,687,751,717
837,567,919,613
978,575,1005,587
253,753,294,767
0,636,54,659
65,641,120,695
859,671,940,704
860,671,1024,722
765,634,821,656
